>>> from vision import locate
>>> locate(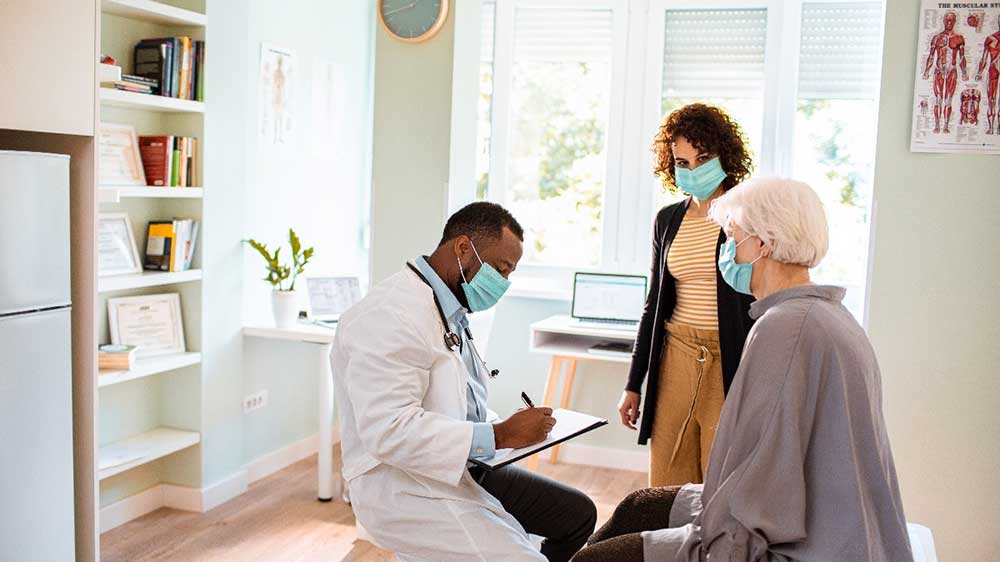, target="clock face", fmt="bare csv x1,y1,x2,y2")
379,0,447,42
